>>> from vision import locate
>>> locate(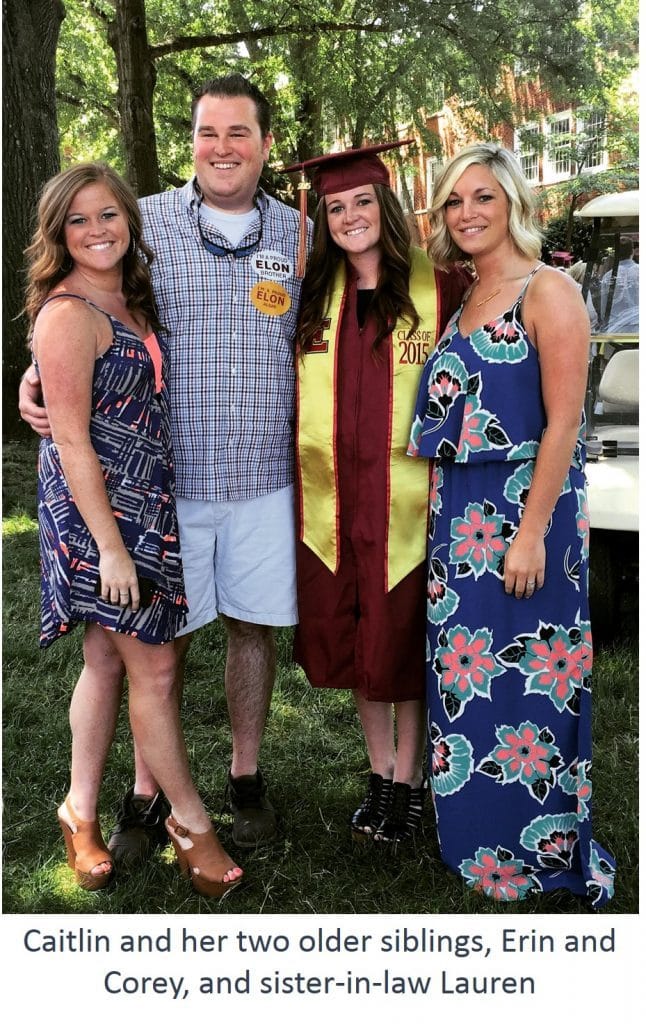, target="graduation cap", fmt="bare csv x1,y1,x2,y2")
283,139,414,277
